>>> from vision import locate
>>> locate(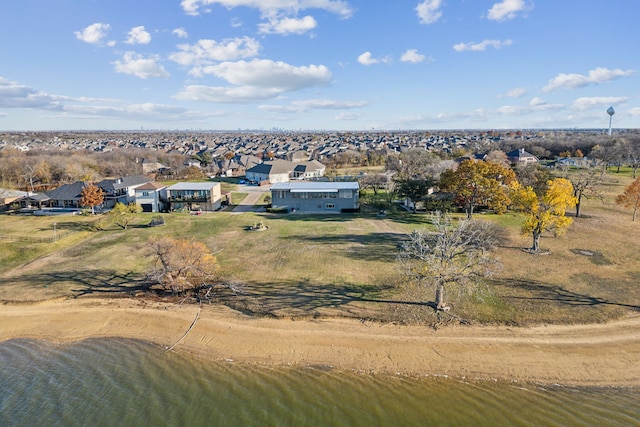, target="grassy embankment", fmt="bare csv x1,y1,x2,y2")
0,171,638,325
